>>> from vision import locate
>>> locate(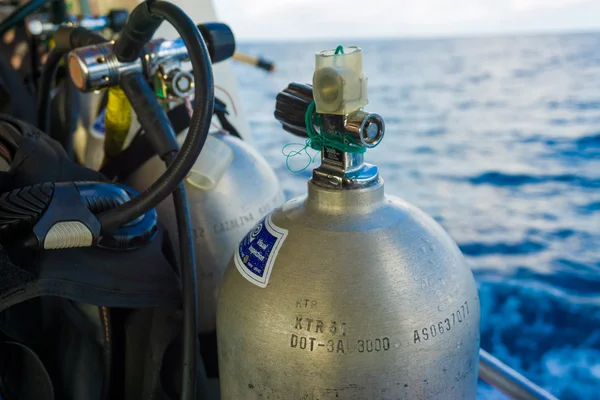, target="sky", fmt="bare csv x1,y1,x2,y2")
213,0,600,41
